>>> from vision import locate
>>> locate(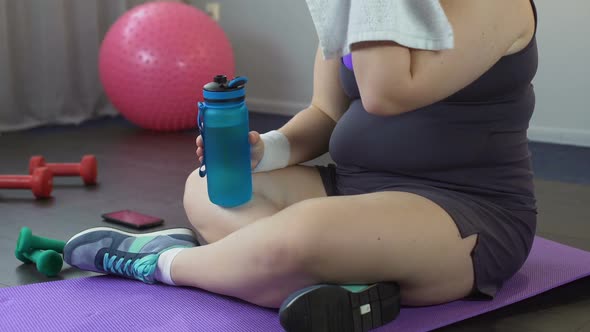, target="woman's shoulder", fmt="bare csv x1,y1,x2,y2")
440,0,537,56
